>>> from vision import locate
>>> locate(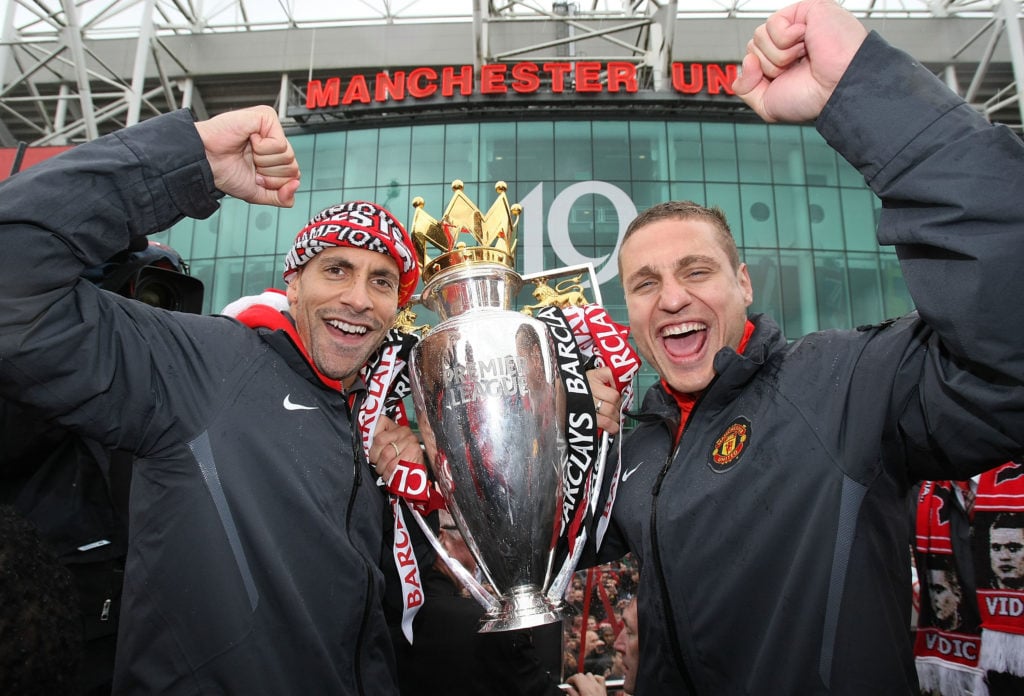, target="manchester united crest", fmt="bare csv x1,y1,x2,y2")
708,417,751,473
